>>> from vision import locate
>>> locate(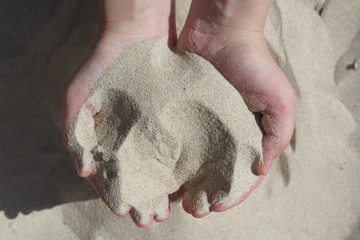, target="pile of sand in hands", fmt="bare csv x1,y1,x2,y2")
67,39,263,227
